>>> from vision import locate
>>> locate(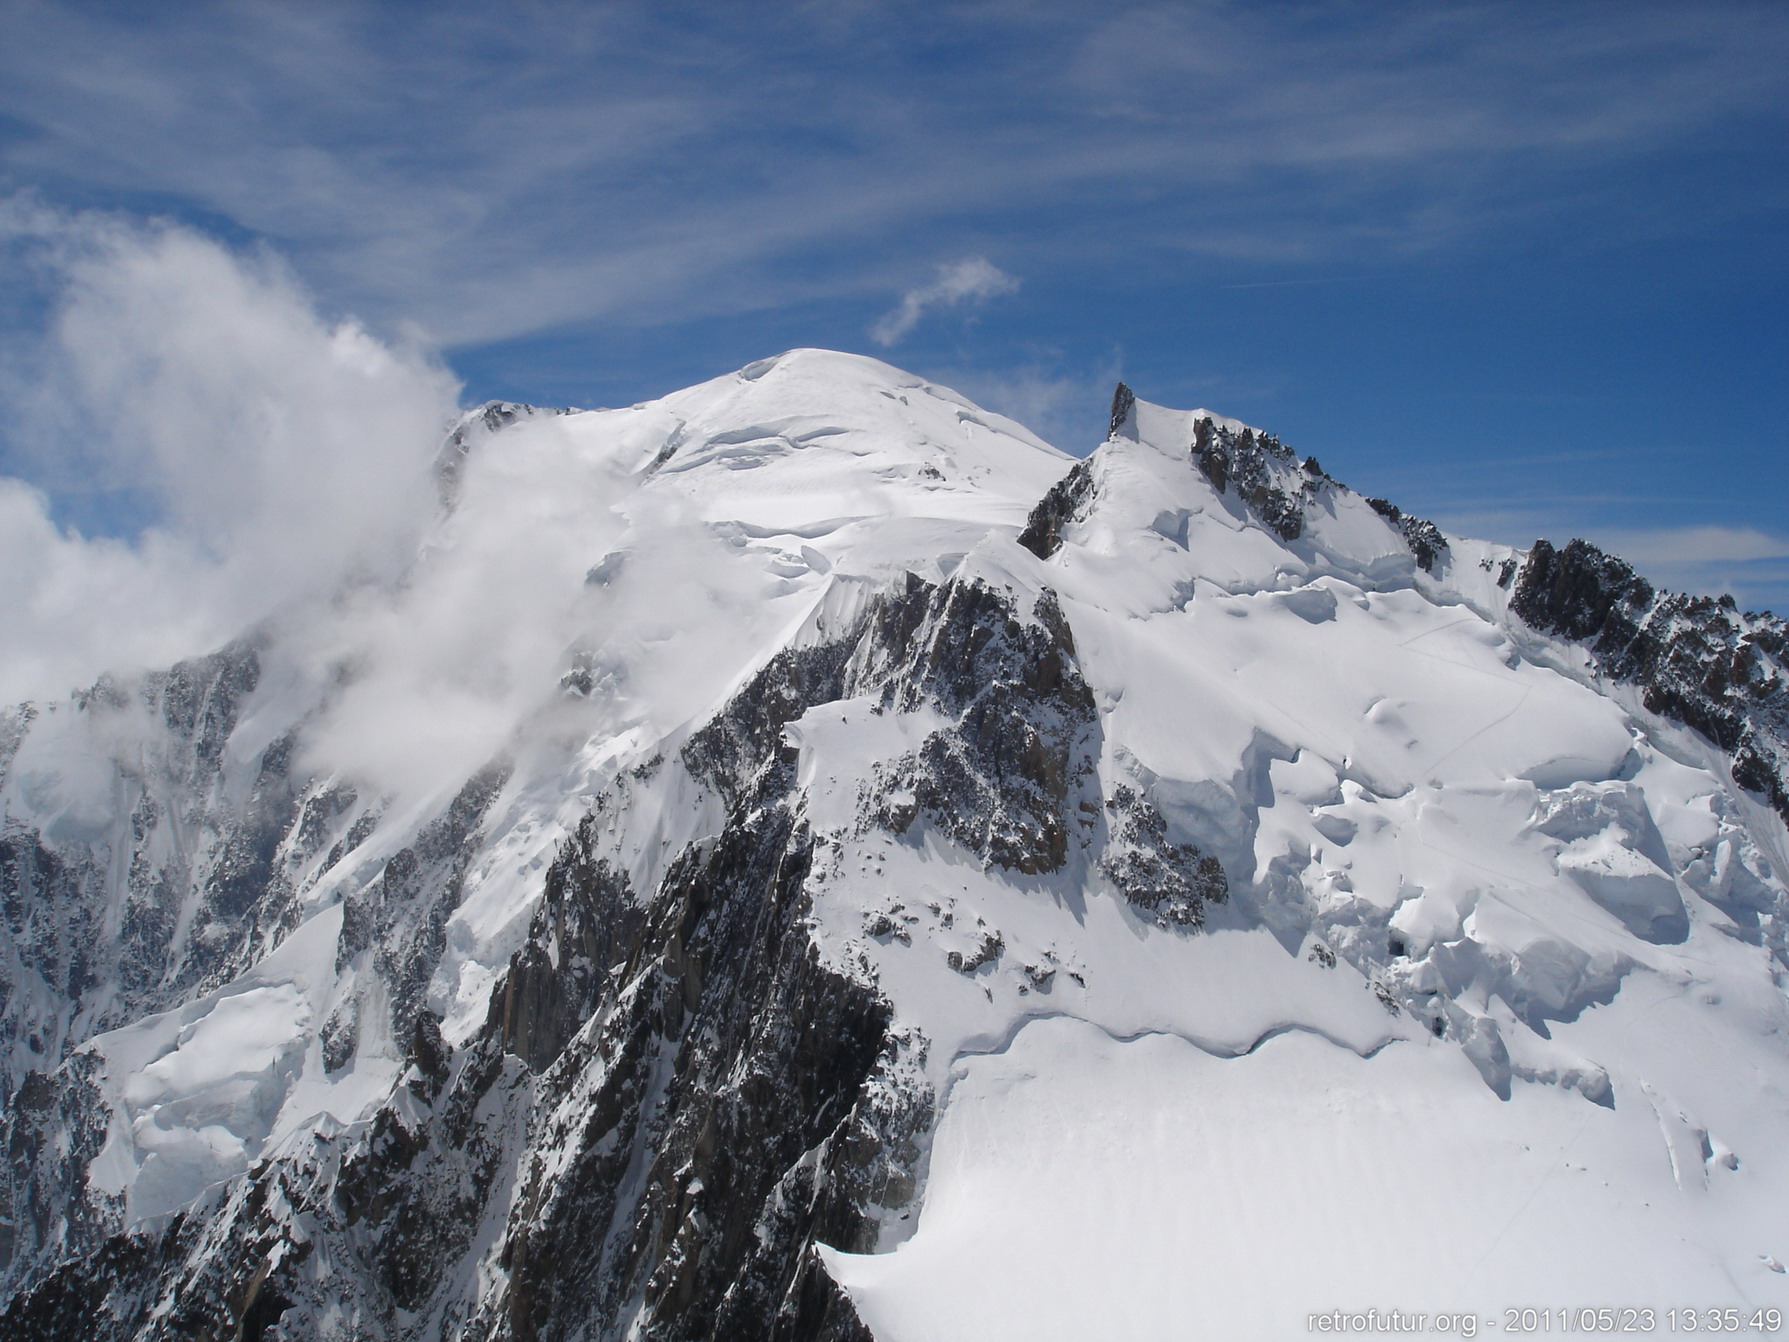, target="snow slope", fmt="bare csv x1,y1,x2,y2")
813,384,1789,1337
2,349,1787,1340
